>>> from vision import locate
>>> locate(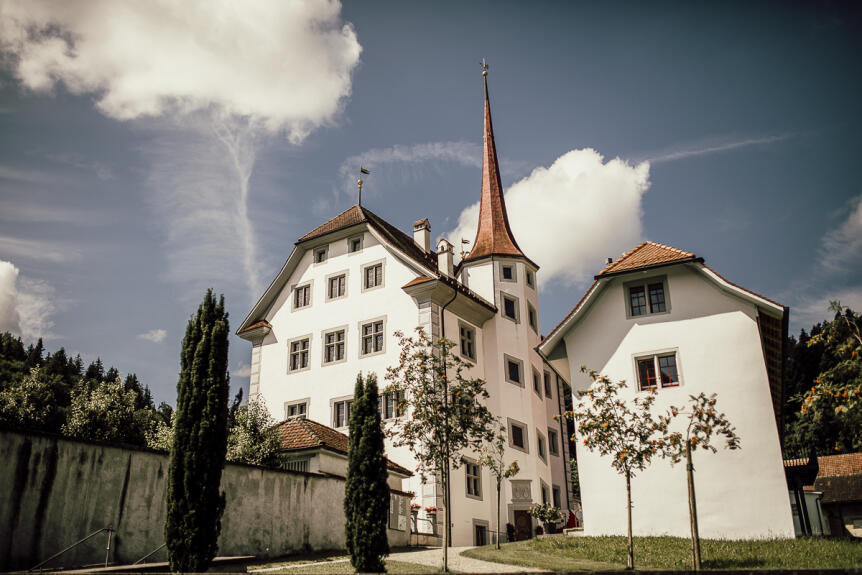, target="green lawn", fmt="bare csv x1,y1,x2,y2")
249,558,441,574
462,535,862,571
